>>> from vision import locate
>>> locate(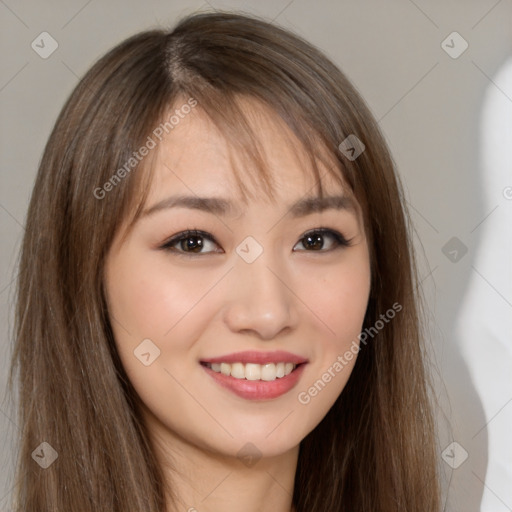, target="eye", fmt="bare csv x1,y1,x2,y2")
293,228,352,252
160,230,222,255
